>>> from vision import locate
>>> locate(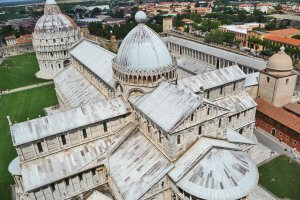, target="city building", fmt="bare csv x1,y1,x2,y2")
239,3,274,14
32,0,81,79
163,17,173,32
4,36,16,46
256,98,300,151
8,10,259,200
219,23,265,47
5,17,37,29
256,47,299,150
268,14,300,28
